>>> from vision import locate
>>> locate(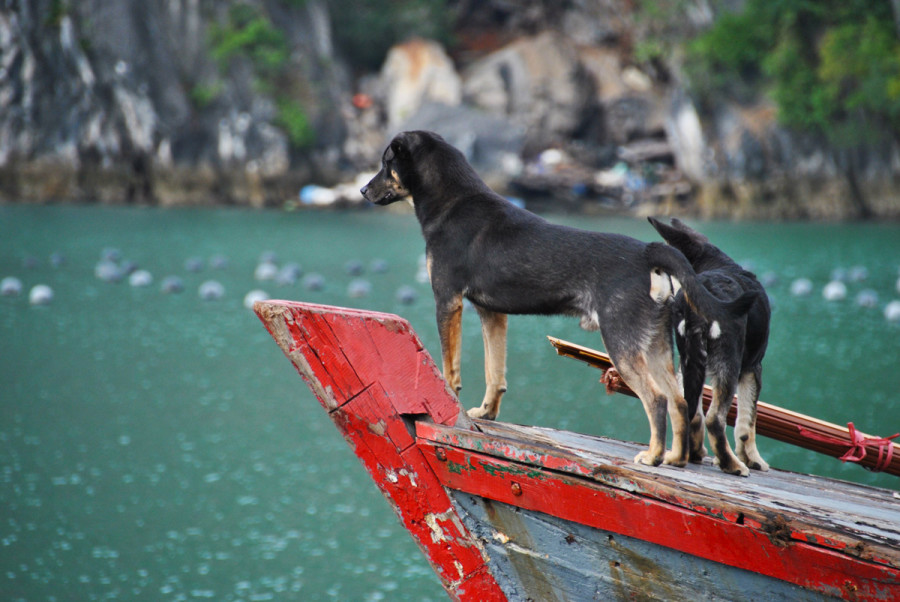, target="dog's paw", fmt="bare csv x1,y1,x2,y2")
746,457,770,472
467,406,498,421
737,448,770,472
689,446,708,464
714,456,750,477
634,450,663,466
663,450,689,467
